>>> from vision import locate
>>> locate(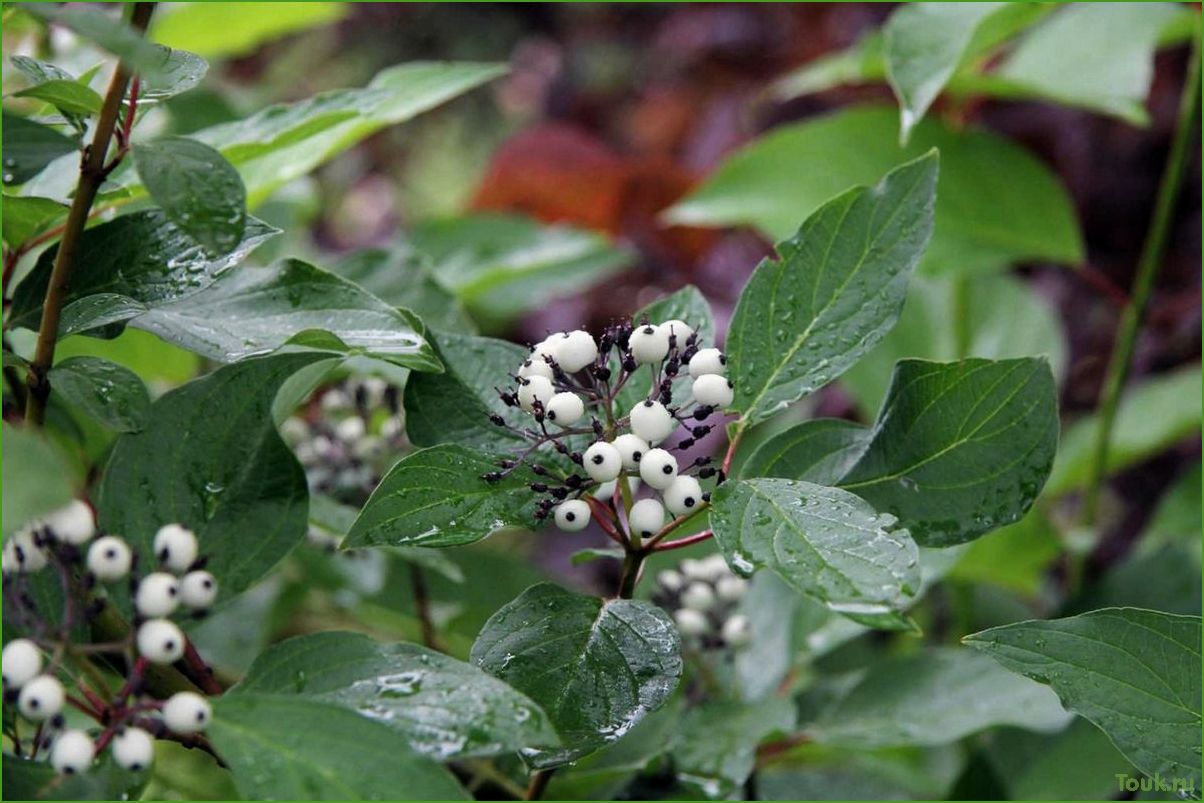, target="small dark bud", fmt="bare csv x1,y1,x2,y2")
550,487,569,500
482,472,503,483
698,467,717,478
570,451,584,465
530,483,549,493
533,509,549,521
701,492,712,502
554,441,569,454
622,357,638,373
693,406,714,420
530,463,549,476
678,438,695,450
489,414,506,426
500,459,517,469
694,456,713,466
592,419,604,437
592,365,611,382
